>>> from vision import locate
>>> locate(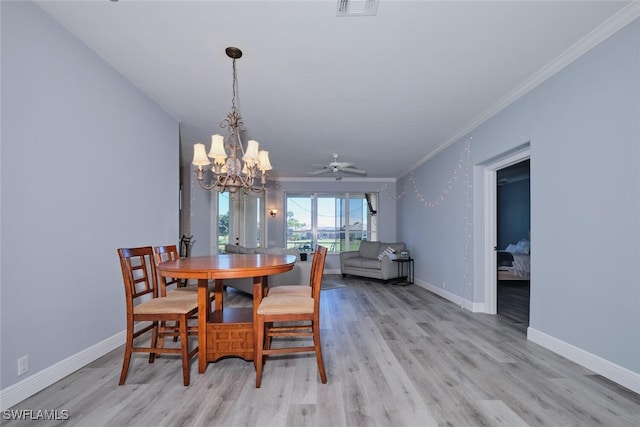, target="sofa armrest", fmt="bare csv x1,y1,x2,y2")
380,254,400,280
339,250,360,269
